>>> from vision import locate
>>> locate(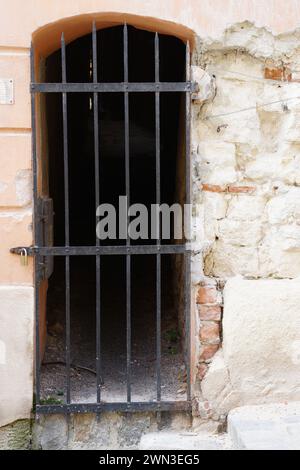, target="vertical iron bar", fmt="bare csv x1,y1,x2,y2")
92,22,102,404
30,44,41,405
155,32,161,403
61,33,71,404
123,24,131,403
185,41,191,402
